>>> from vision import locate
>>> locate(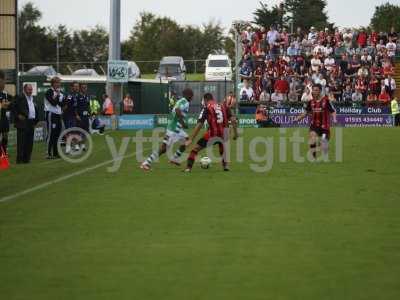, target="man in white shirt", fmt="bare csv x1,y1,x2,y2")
386,38,397,63
311,55,322,72
385,75,397,98
240,80,254,101
14,84,38,164
313,41,326,56
352,89,363,105
308,27,317,42
324,55,335,72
